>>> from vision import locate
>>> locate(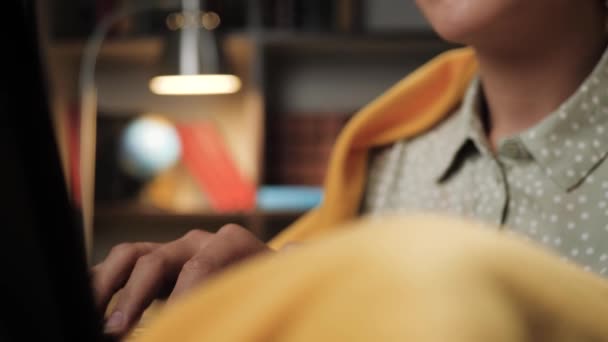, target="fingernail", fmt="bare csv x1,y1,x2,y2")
105,311,125,333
